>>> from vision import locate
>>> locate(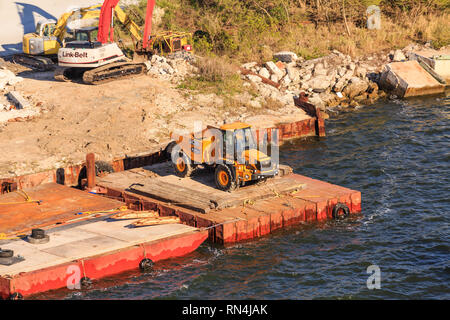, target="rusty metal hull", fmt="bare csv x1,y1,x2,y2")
0,117,322,190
